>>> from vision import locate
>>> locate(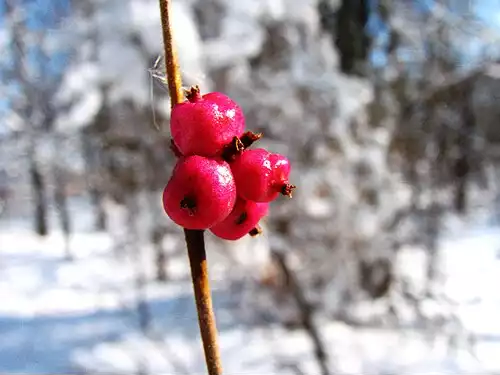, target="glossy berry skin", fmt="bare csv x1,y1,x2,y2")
162,156,237,230
231,148,292,202
210,198,269,240
170,89,245,157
